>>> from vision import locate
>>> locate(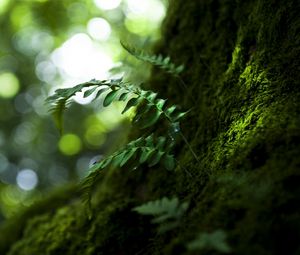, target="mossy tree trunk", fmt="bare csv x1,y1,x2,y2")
1,0,299,254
